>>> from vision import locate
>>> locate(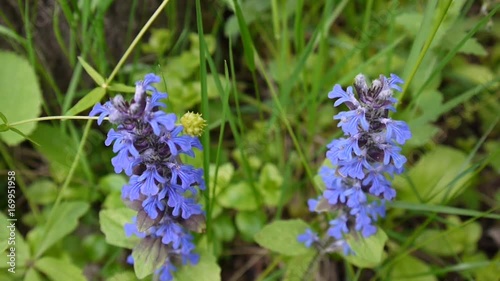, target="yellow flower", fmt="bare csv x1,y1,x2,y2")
180,112,206,137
